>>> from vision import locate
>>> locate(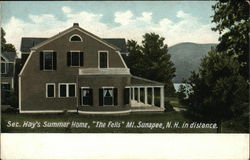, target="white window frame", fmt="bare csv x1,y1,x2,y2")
1,62,6,74
102,87,114,106
43,50,54,71
98,51,109,69
69,34,83,42
58,83,76,98
80,87,91,106
70,50,81,67
46,83,56,98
